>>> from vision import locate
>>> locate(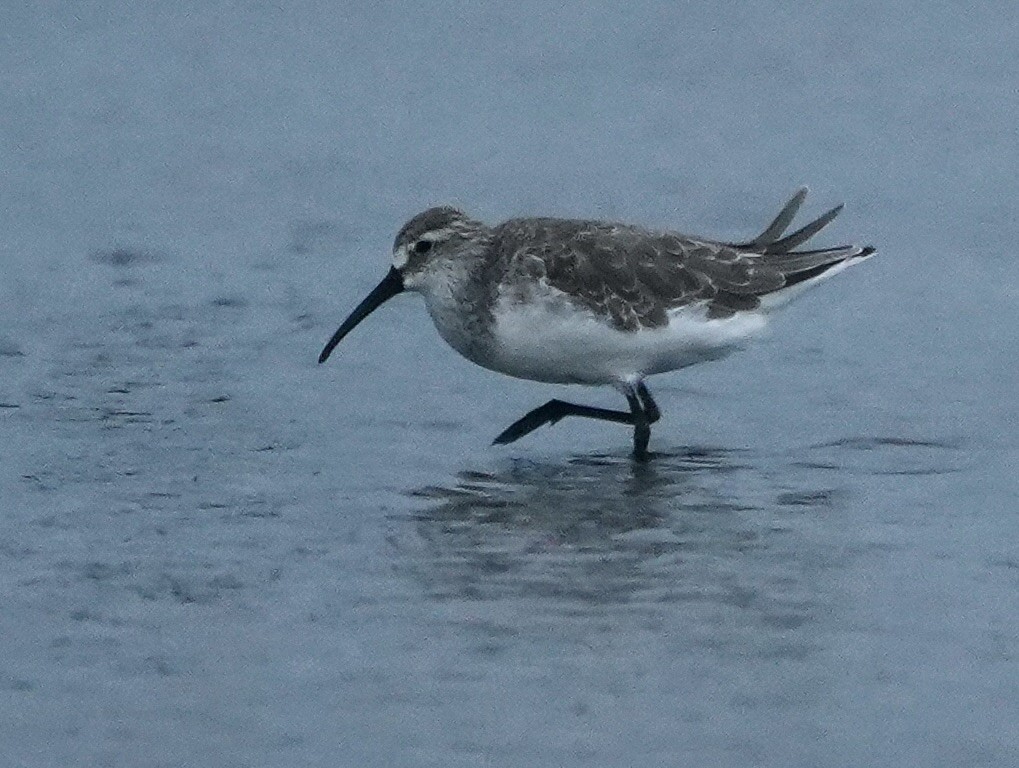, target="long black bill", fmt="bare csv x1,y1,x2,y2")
318,267,405,363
